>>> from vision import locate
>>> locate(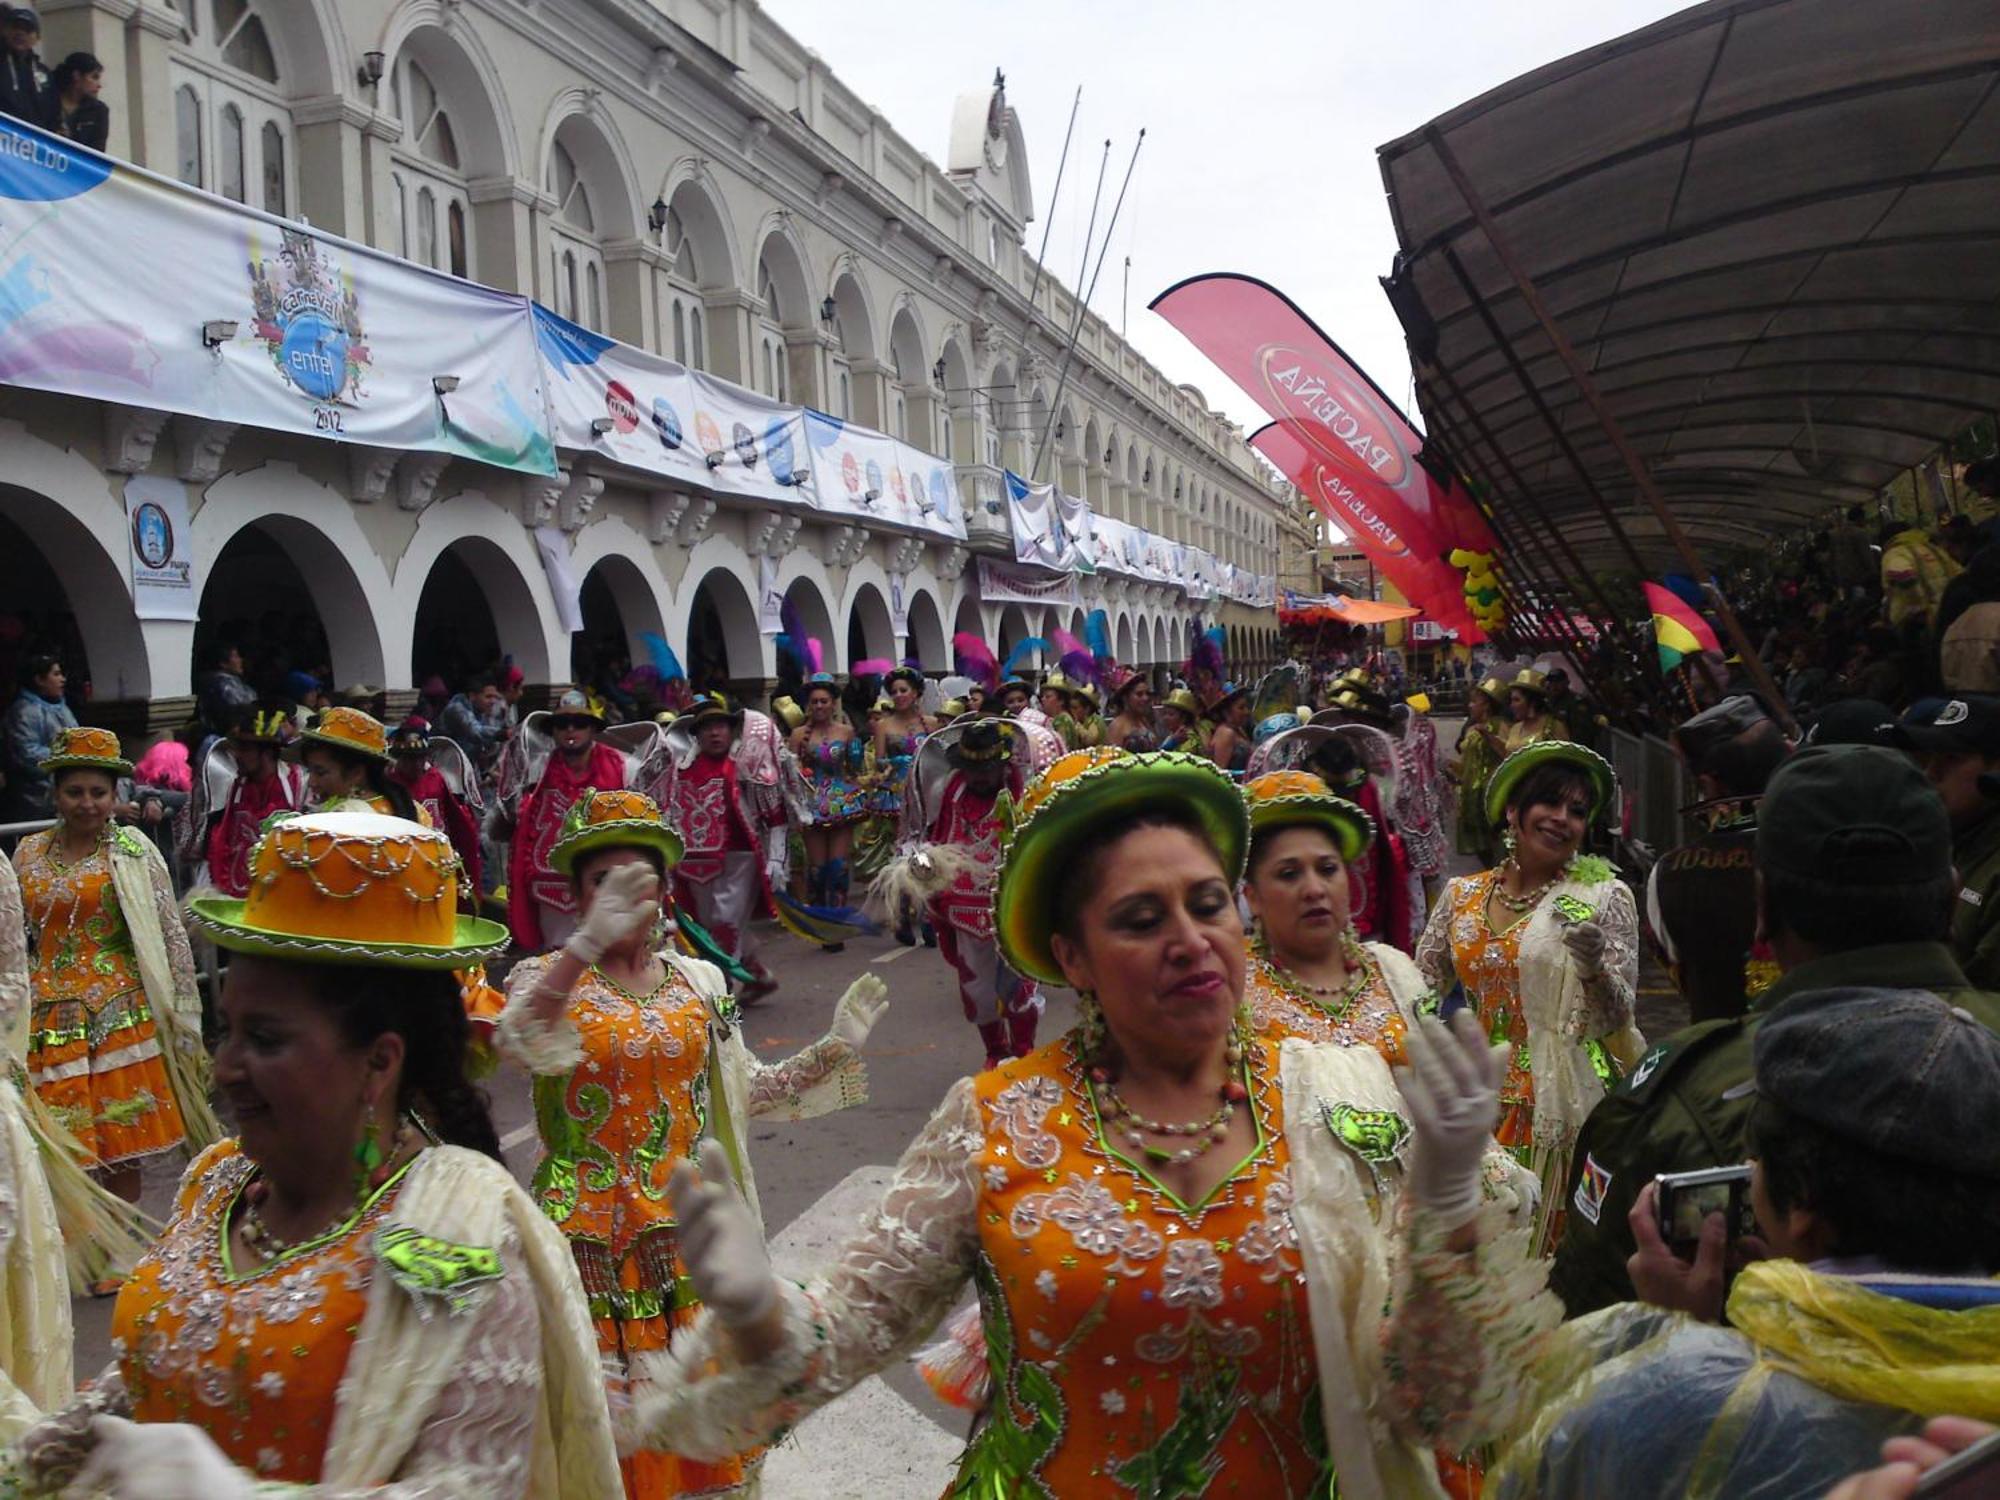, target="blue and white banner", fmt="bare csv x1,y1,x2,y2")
801,411,964,540
0,117,554,473
1005,470,1094,571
